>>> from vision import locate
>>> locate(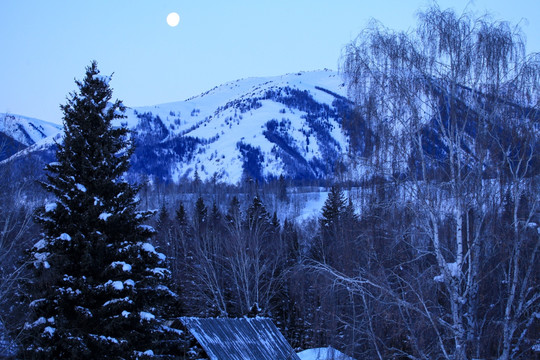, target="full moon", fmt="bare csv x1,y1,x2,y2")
166,12,180,27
